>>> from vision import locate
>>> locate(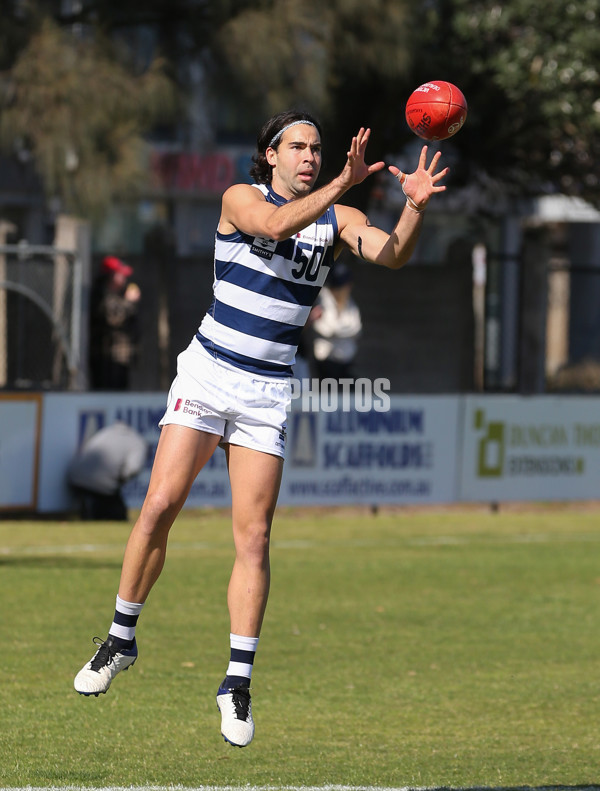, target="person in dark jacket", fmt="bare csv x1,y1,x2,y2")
89,256,141,390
